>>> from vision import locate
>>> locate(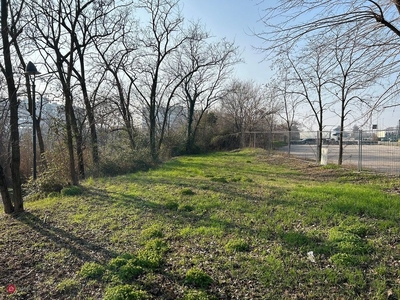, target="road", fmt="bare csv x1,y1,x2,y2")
279,144,400,175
